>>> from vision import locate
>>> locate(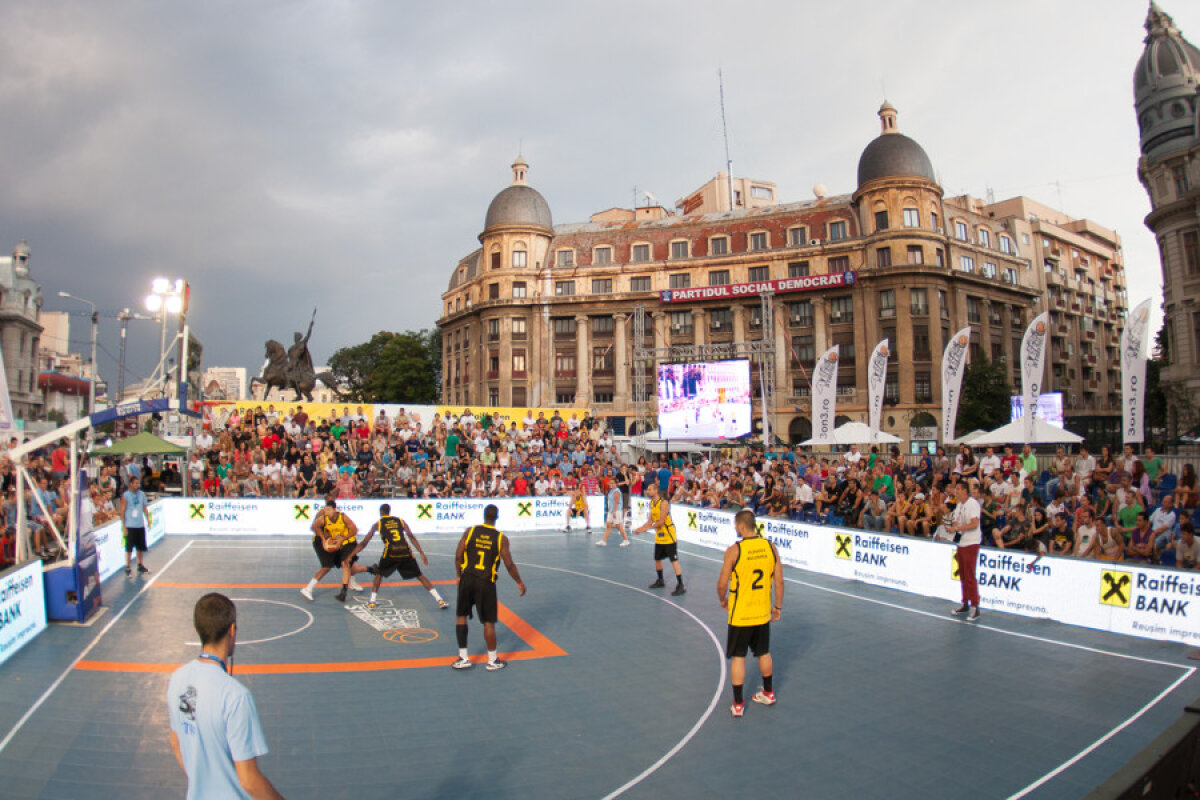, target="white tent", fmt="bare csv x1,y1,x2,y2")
801,421,902,446
948,429,990,446
968,418,1083,447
